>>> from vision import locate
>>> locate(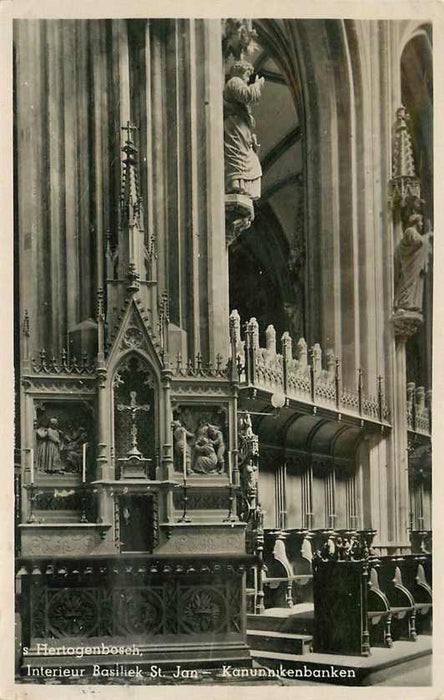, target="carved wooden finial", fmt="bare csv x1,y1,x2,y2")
248,317,260,349
265,324,276,355
311,343,322,374
325,348,335,375
416,386,425,411
229,309,241,343
296,337,308,366
281,331,292,360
